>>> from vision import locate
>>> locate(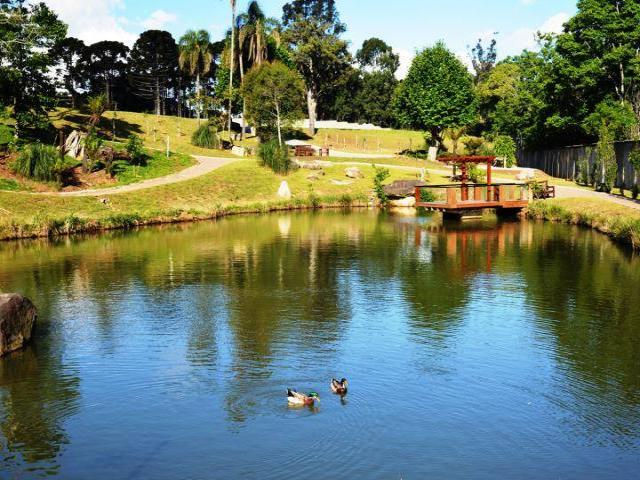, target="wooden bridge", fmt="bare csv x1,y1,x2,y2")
413,155,530,218
414,183,530,217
